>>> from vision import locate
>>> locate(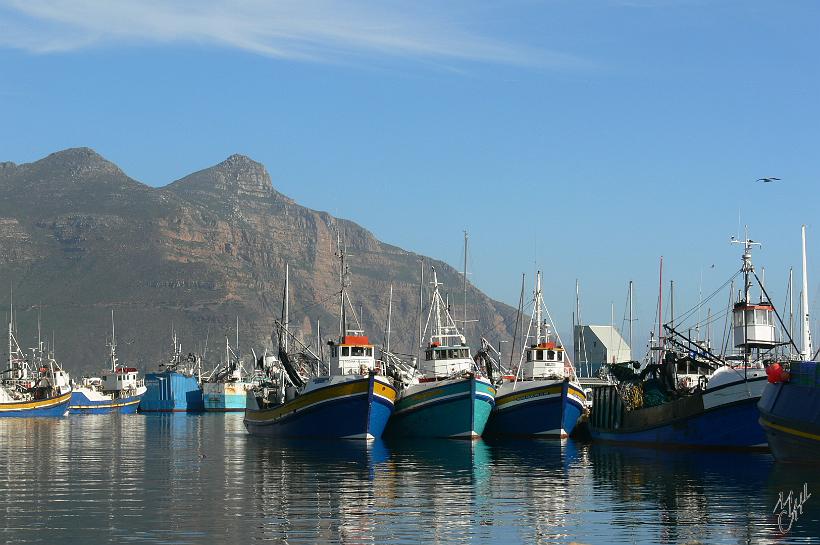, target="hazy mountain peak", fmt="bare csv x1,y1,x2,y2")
37,147,124,179
167,153,293,203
